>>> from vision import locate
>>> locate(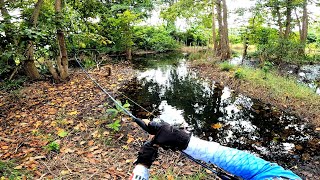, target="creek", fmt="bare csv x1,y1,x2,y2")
120,53,319,177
